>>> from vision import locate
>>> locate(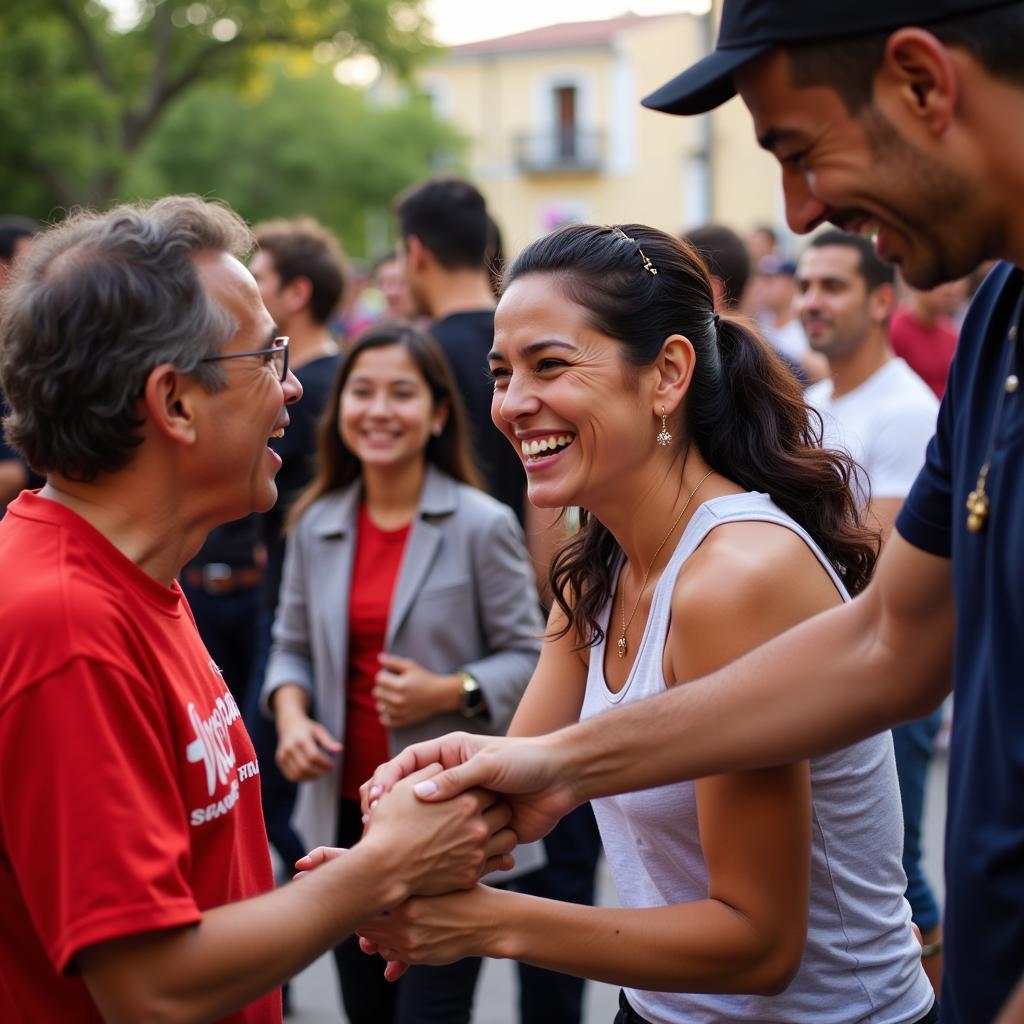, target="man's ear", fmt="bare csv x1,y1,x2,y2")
653,333,696,418
282,275,313,316
405,235,430,274
142,364,200,447
869,282,896,326
877,28,958,137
